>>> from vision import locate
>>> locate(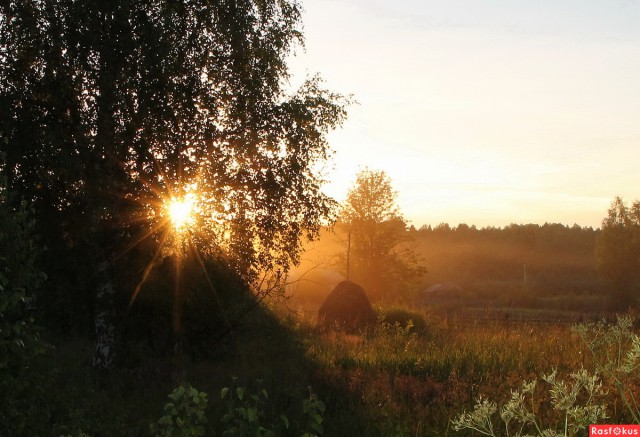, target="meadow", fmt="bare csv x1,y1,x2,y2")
9,267,637,437
278,299,605,436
